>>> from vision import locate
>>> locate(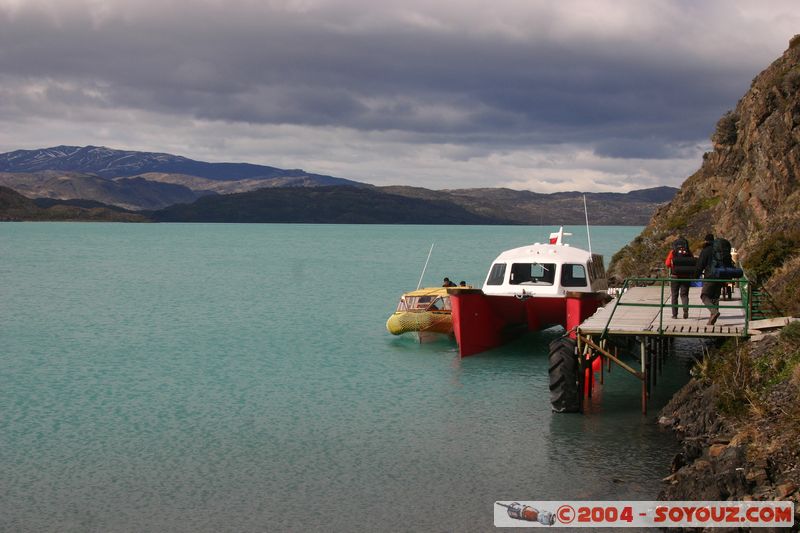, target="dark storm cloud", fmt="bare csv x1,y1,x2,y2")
0,0,767,157
1,0,797,190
